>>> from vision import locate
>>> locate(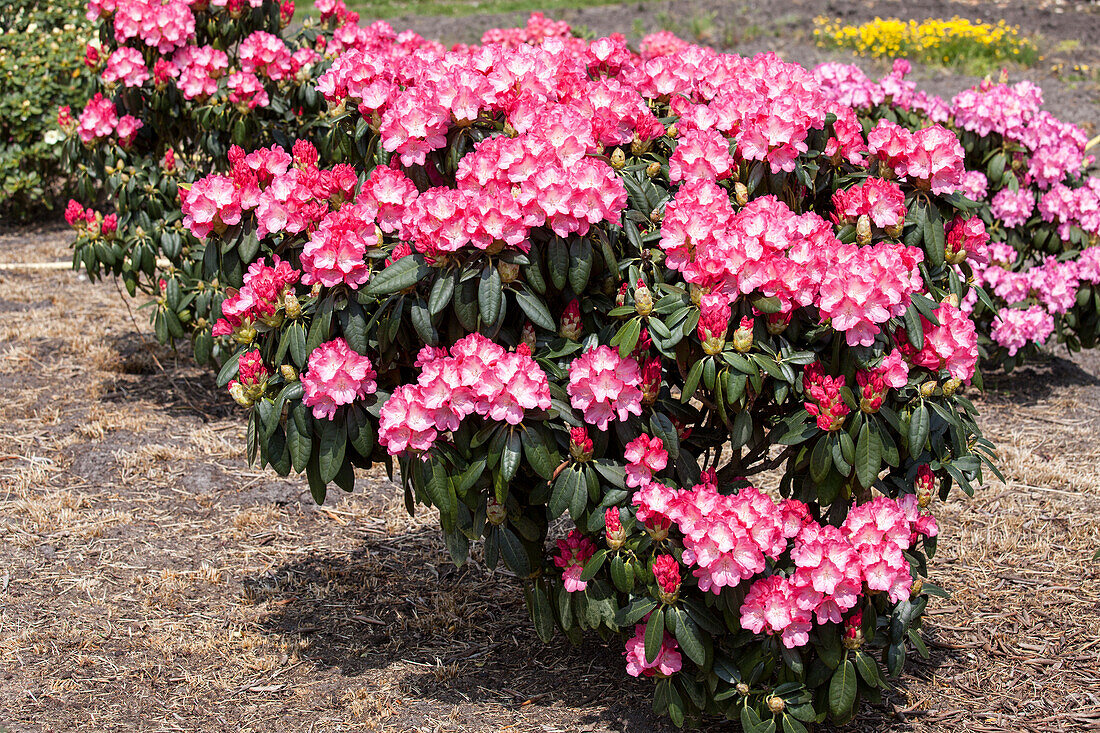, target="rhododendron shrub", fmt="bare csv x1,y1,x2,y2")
62,0,354,363
814,60,1100,369
167,20,1004,727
